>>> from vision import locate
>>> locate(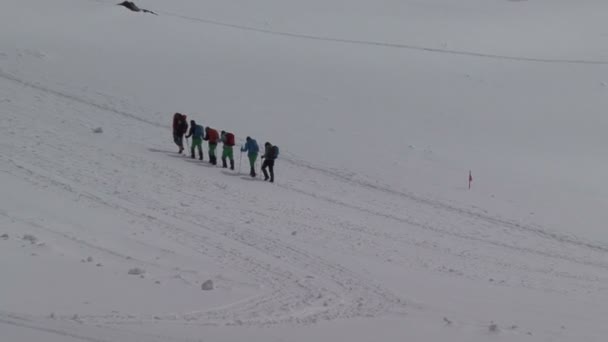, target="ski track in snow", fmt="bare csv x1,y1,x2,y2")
2,67,608,336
